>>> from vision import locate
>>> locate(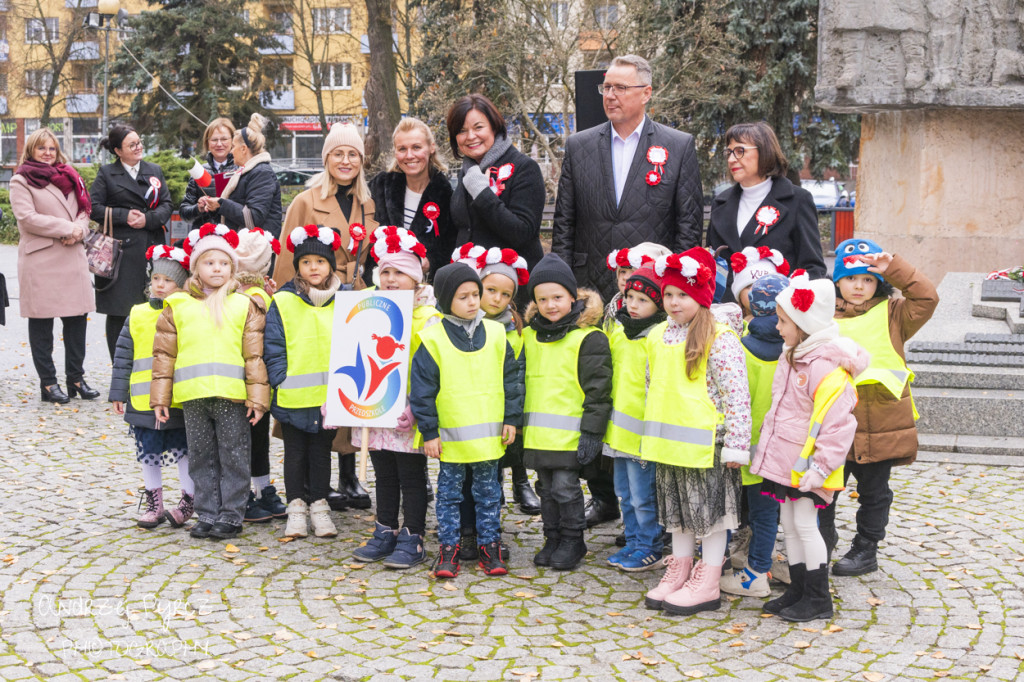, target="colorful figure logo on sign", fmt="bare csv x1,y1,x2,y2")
334,296,407,419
